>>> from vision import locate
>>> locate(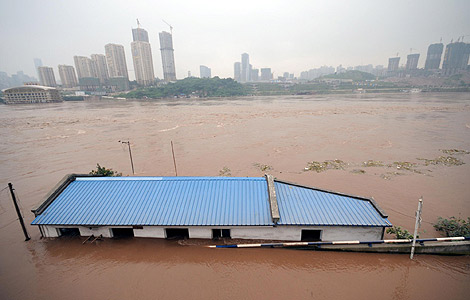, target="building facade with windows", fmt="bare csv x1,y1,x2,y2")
2,85,62,104
58,65,78,88
38,66,57,87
